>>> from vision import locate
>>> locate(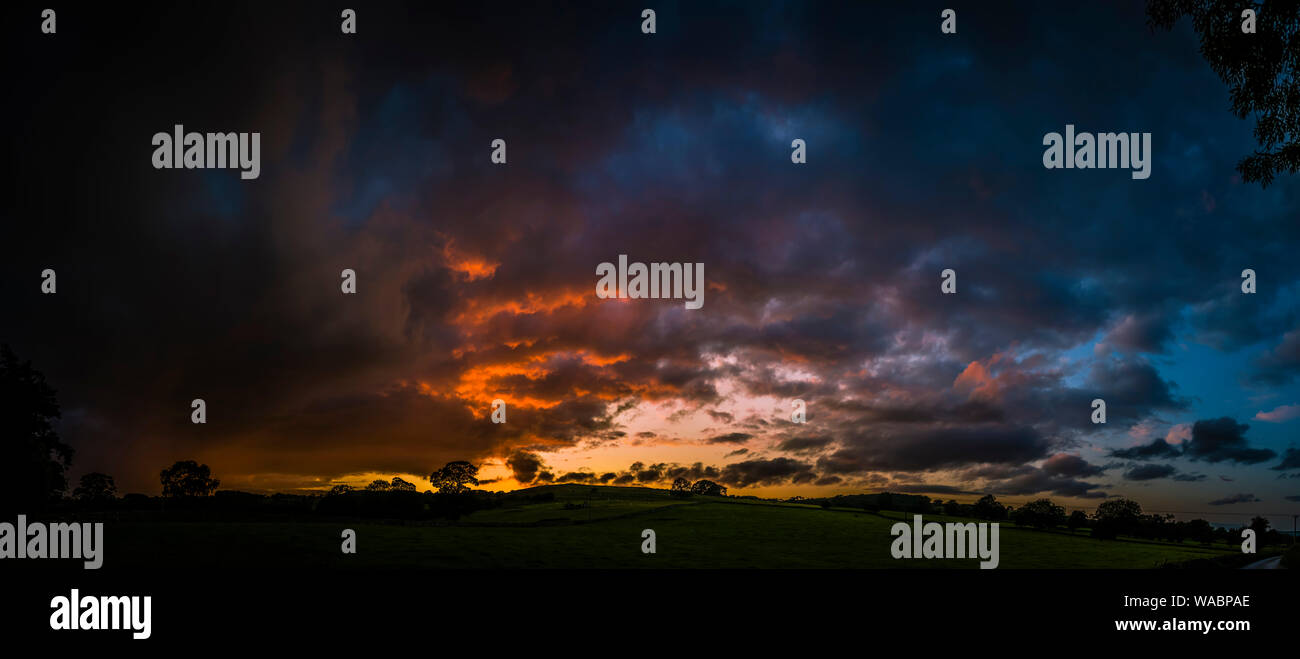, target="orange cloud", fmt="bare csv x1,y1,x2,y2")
441,240,500,281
